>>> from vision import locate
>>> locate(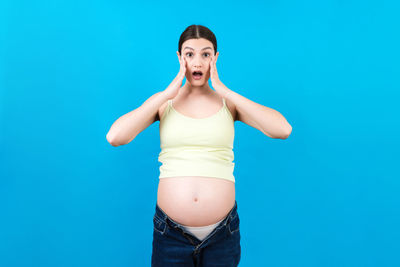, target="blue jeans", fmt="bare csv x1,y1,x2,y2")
152,200,241,266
